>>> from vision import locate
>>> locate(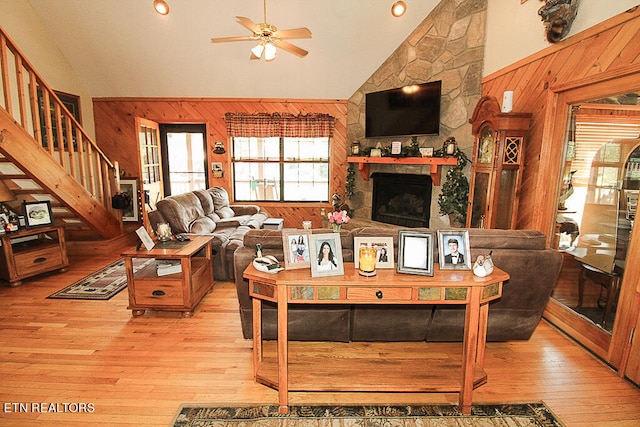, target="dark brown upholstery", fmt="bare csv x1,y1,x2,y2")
150,186,269,280
233,227,562,342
